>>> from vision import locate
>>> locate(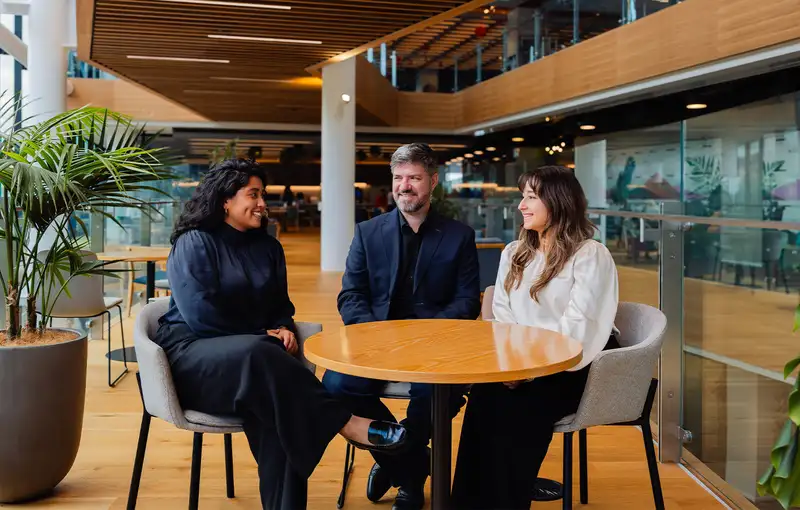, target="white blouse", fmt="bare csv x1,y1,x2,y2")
492,239,619,371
